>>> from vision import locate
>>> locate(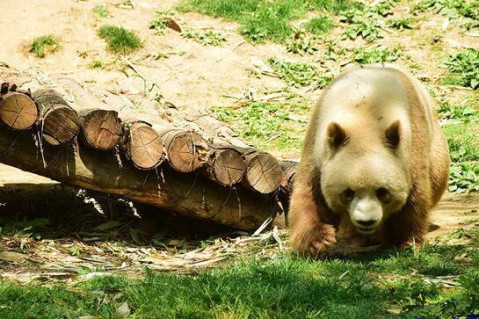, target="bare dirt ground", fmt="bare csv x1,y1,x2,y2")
0,0,478,283
0,0,288,110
